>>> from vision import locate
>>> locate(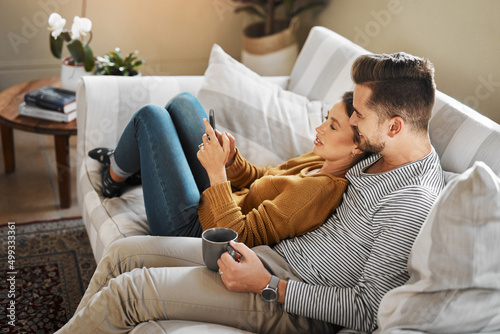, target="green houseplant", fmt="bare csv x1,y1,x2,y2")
95,48,145,76
231,0,327,75
233,0,326,37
